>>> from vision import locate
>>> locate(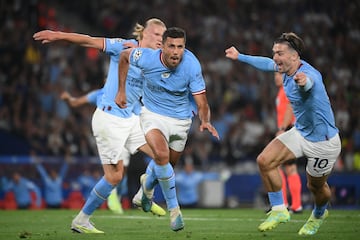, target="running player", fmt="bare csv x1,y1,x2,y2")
225,32,341,235
34,18,167,233
116,27,219,231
